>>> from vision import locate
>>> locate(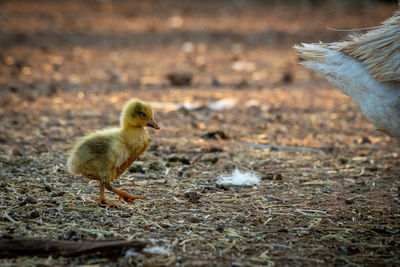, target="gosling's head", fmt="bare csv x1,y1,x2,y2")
120,99,160,130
